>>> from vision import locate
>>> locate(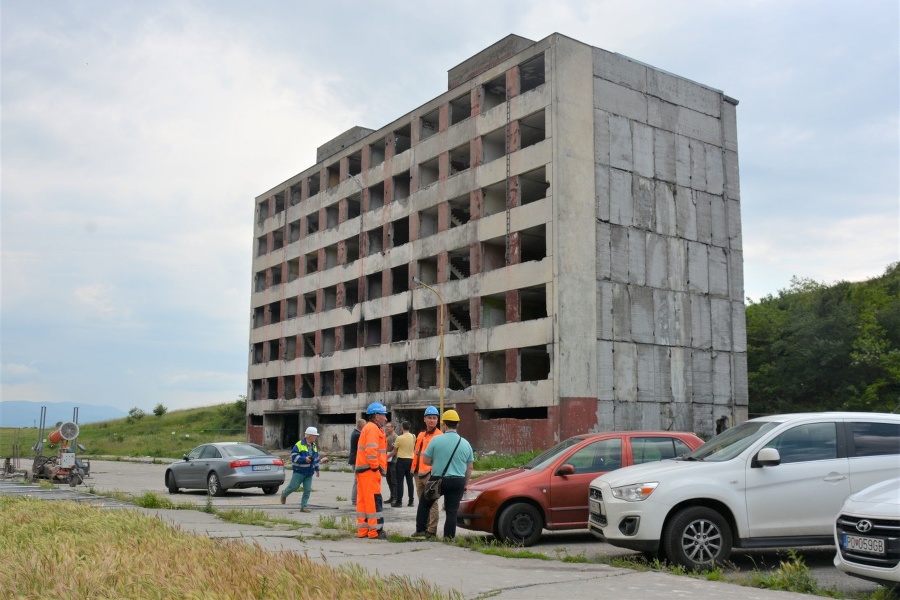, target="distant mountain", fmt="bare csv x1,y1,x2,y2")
0,401,127,428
